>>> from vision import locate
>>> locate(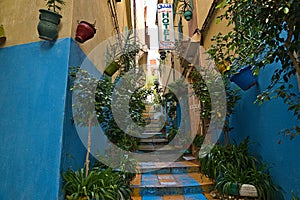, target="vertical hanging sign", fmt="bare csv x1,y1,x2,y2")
157,3,175,50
